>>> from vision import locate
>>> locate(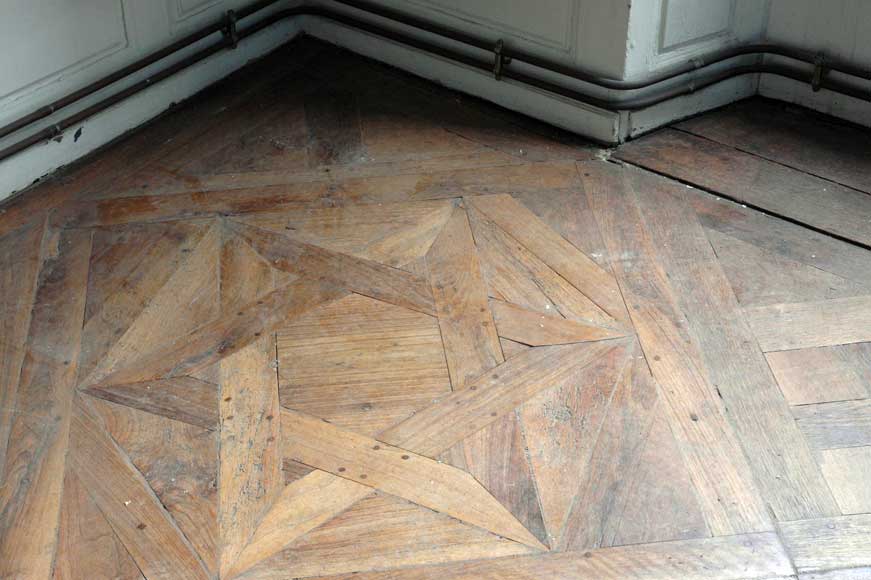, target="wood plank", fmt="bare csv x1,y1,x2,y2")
81,220,221,387
819,447,871,515
615,129,871,247
0,217,47,479
490,299,627,346
277,293,451,437
280,408,546,550
227,219,435,315
426,207,503,389
780,514,871,574
467,205,616,327
314,532,793,580
705,228,869,308
745,296,871,352
305,84,364,166
68,396,210,579
379,339,630,457
219,335,282,576
466,194,626,325
684,187,871,288
766,344,871,405
78,221,210,383
237,199,454,268
793,400,871,450
236,493,534,580
55,469,145,580
0,229,91,580
83,376,218,430
91,278,345,388
585,161,775,534
675,98,871,195
90,397,219,574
